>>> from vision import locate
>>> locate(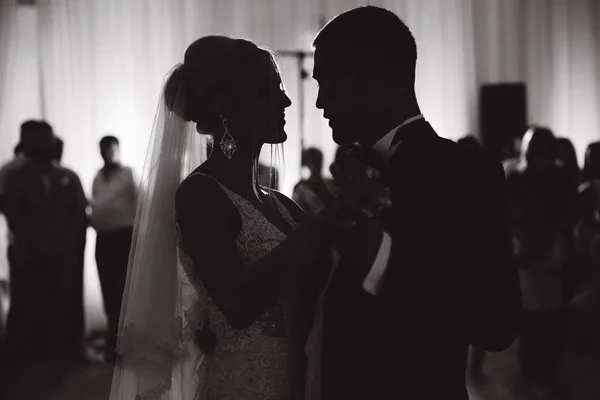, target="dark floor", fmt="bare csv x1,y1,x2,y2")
2,337,598,400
